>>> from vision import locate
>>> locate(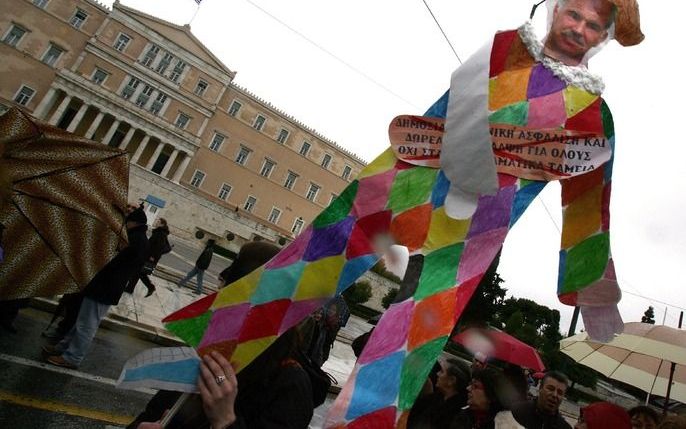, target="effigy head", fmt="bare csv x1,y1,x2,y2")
543,0,643,65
